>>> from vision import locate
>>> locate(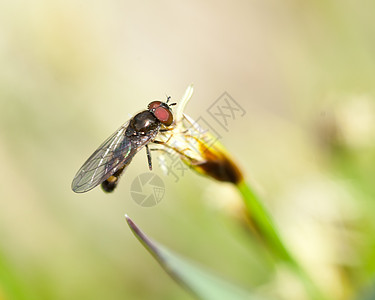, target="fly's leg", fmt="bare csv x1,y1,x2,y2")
153,129,174,144
145,144,152,170
150,144,180,183
152,140,192,160
150,148,169,153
